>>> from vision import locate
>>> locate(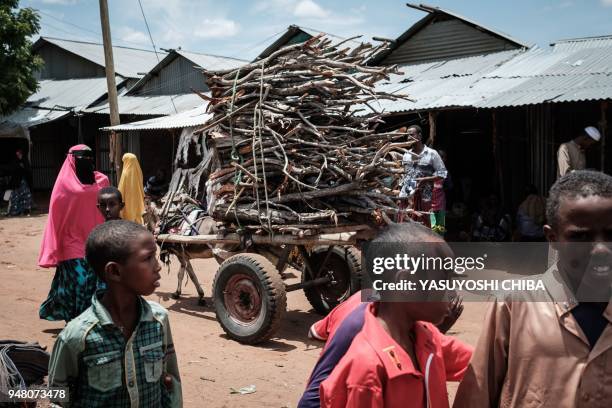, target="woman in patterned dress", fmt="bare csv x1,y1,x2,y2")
7,149,33,216
38,145,109,322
